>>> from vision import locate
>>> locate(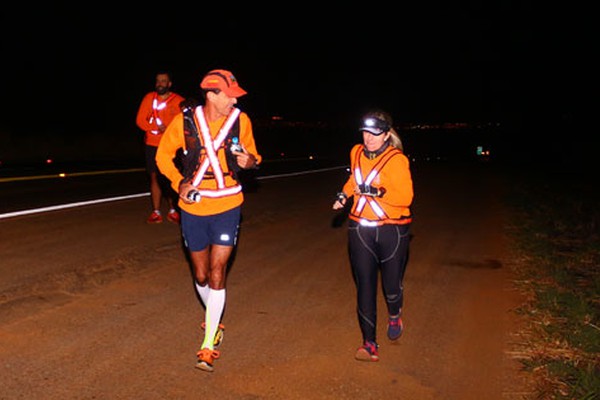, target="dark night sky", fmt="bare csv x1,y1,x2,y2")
0,3,593,160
